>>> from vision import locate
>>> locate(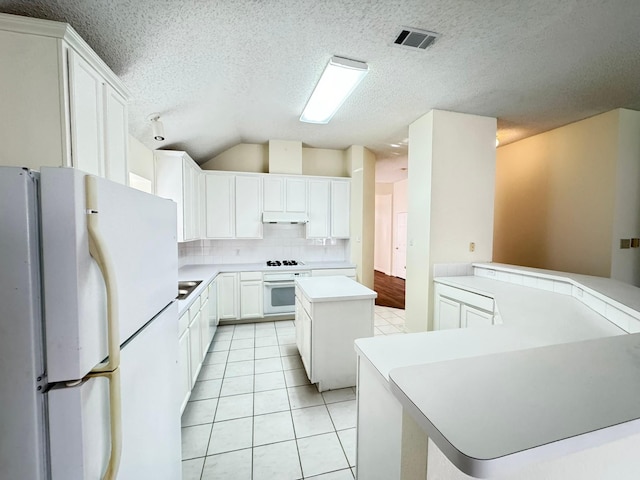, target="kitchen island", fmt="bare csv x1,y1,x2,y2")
355,263,640,480
295,275,376,391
